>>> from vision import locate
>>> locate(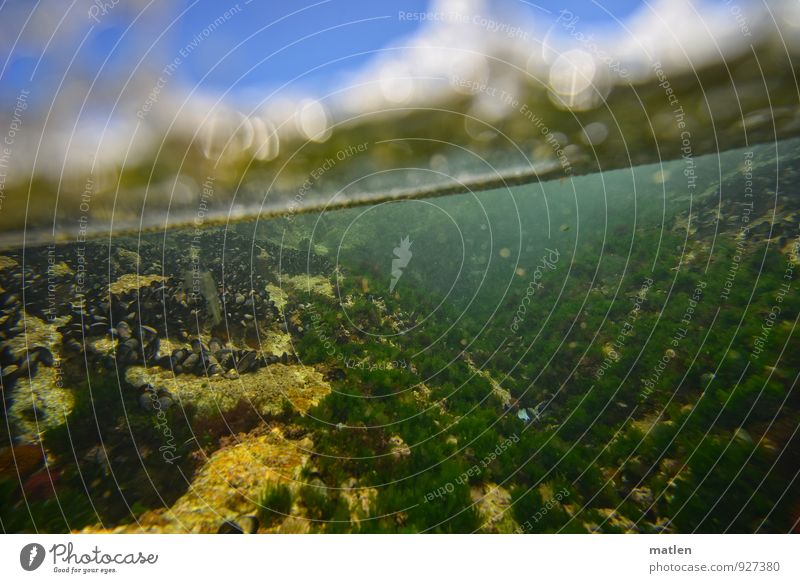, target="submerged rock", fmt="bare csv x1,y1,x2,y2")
78,429,312,533
125,362,331,420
